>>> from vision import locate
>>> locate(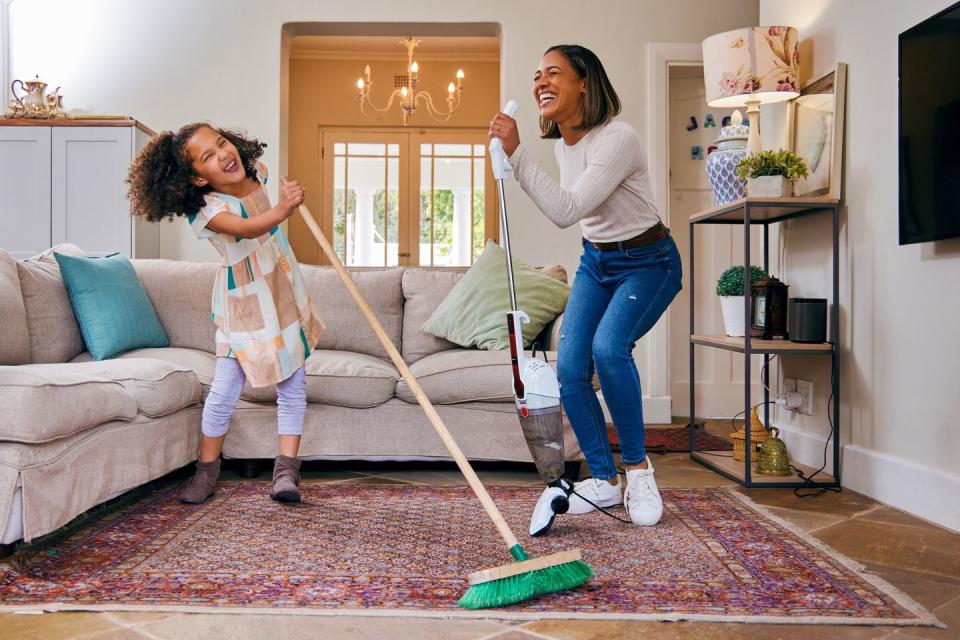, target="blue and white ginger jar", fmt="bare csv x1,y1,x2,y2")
706,116,749,206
